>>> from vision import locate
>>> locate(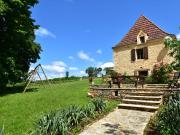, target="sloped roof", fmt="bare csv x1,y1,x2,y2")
114,16,174,48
